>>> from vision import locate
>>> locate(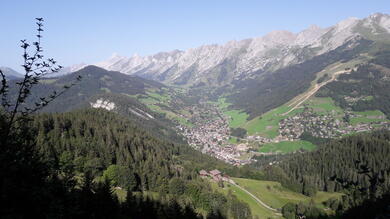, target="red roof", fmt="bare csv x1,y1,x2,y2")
210,169,221,176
